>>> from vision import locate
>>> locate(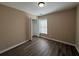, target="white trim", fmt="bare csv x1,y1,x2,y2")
0,36,79,54
40,36,75,46
0,40,29,54
75,45,79,53
40,36,79,53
